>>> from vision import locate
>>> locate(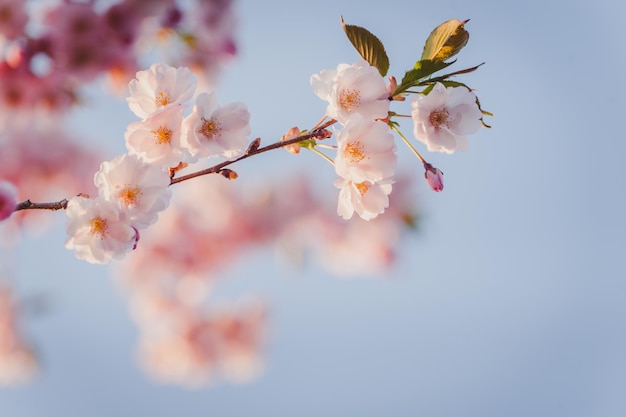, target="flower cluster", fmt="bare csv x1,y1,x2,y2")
0,0,237,123
311,61,397,220
0,14,491,389
133,293,266,386
305,18,487,213
65,63,251,264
